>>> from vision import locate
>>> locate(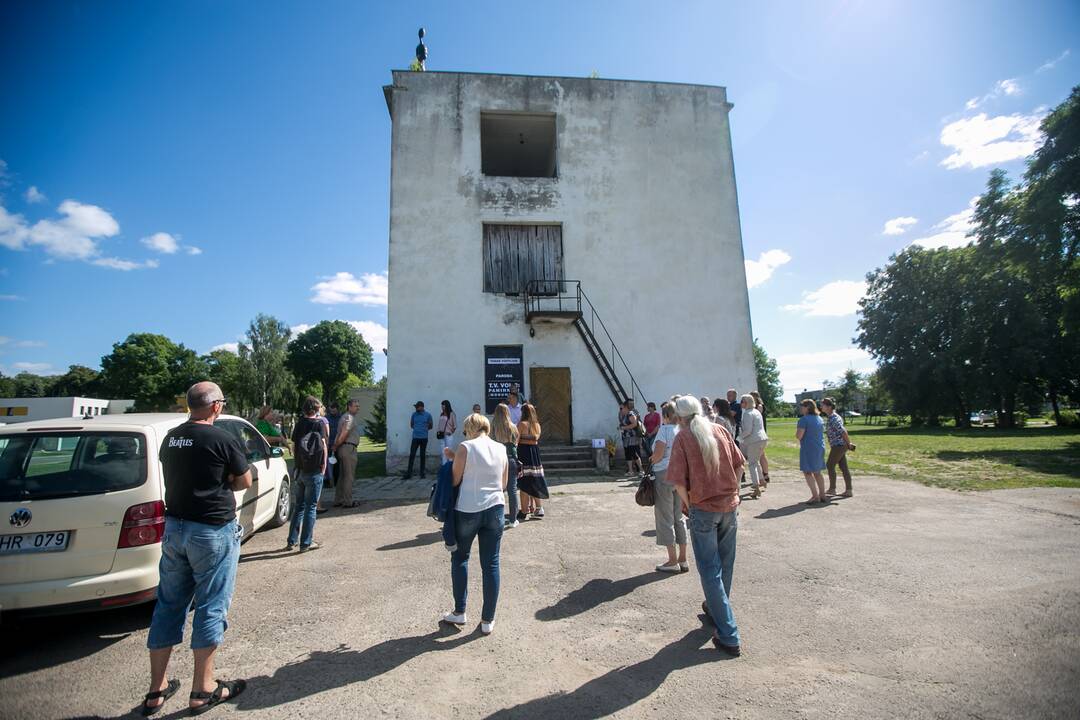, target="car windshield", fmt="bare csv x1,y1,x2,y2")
0,432,148,501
